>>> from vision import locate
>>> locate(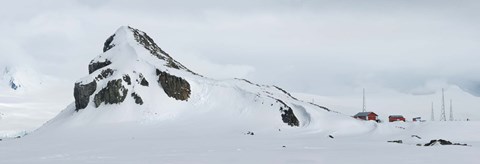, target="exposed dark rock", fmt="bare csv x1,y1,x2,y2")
308,102,331,112
93,79,128,107
246,131,255,135
276,99,299,127
9,80,19,90
273,85,298,100
411,135,422,139
235,78,261,87
103,34,115,52
131,92,144,105
387,140,403,144
123,74,131,85
138,73,149,86
127,26,199,75
424,139,467,146
95,68,115,80
74,80,97,110
156,69,191,101
329,135,334,139
88,60,112,74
